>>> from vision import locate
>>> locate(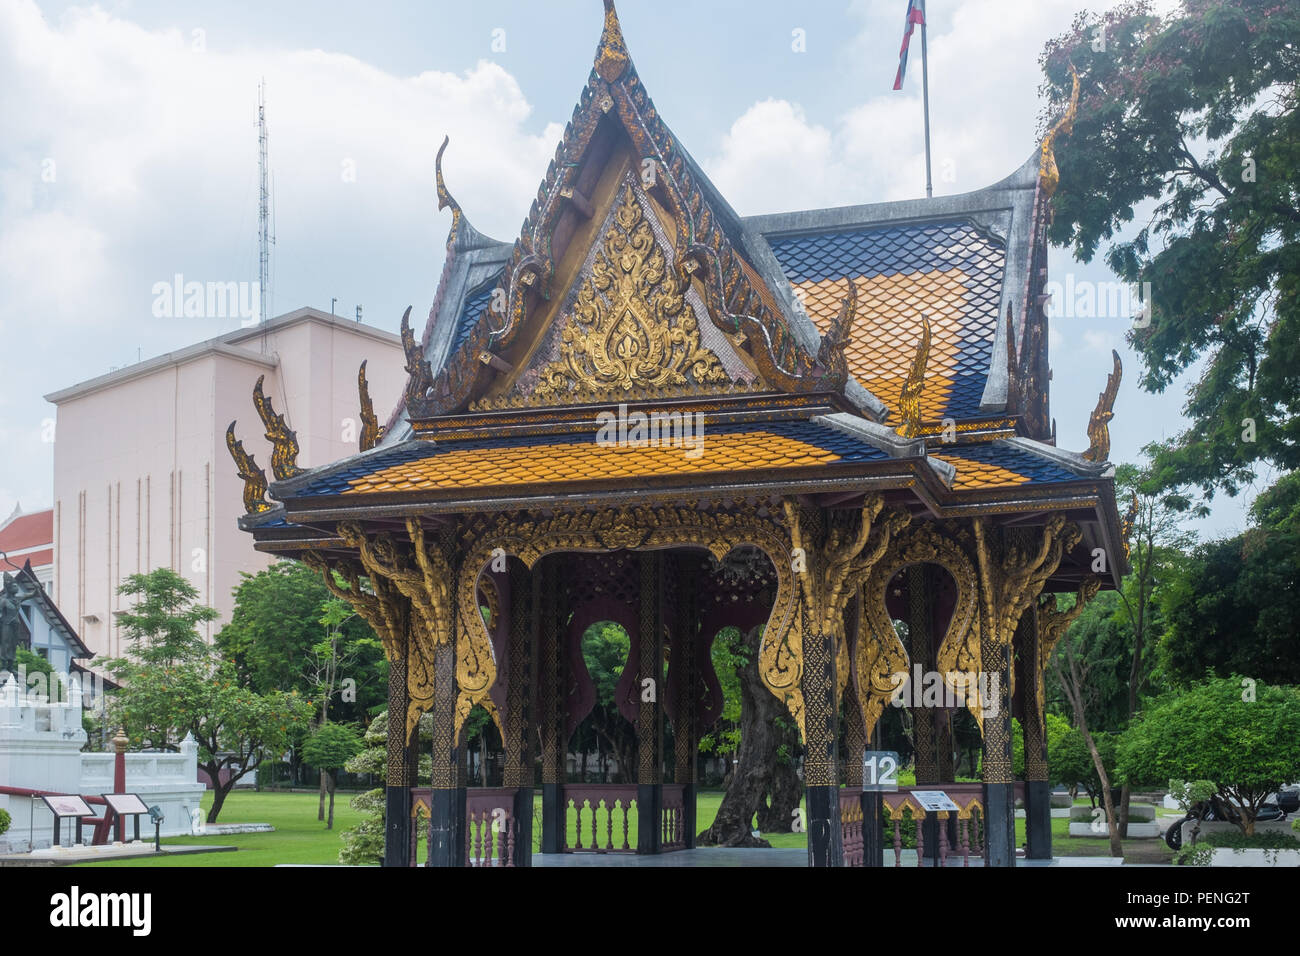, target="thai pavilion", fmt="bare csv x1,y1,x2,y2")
230,2,1127,867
